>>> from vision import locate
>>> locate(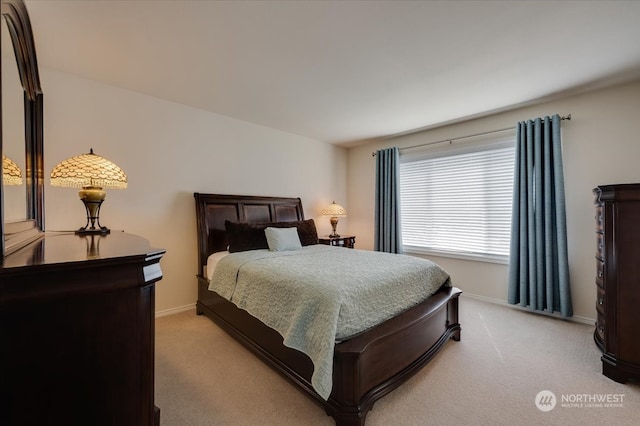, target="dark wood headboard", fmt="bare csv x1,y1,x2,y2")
193,193,305,276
